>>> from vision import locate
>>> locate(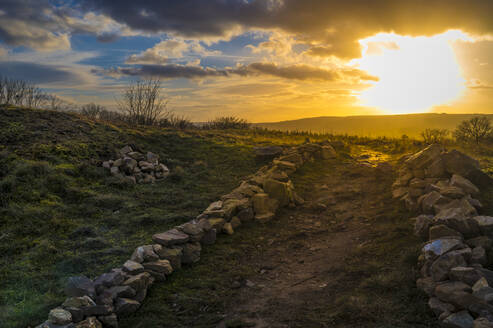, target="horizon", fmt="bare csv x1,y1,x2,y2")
0,1,492,121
